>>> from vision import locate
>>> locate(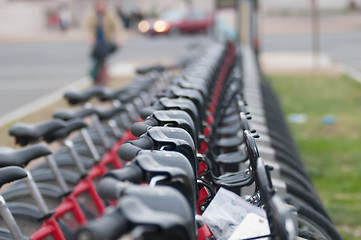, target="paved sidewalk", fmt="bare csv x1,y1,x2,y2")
0,30,84,44
260,52,340,74
0,29,136,44
262,13,361,35
0,34,207,128
261,13,361,82
1,12,360,127
0,61,136,128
